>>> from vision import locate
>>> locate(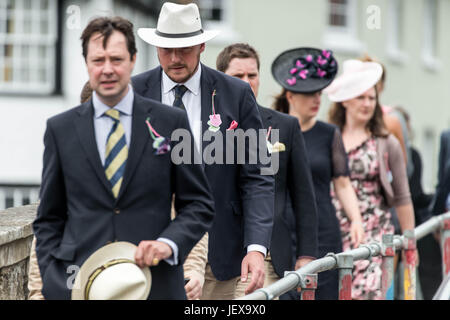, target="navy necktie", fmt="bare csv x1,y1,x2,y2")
173,85,188,110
